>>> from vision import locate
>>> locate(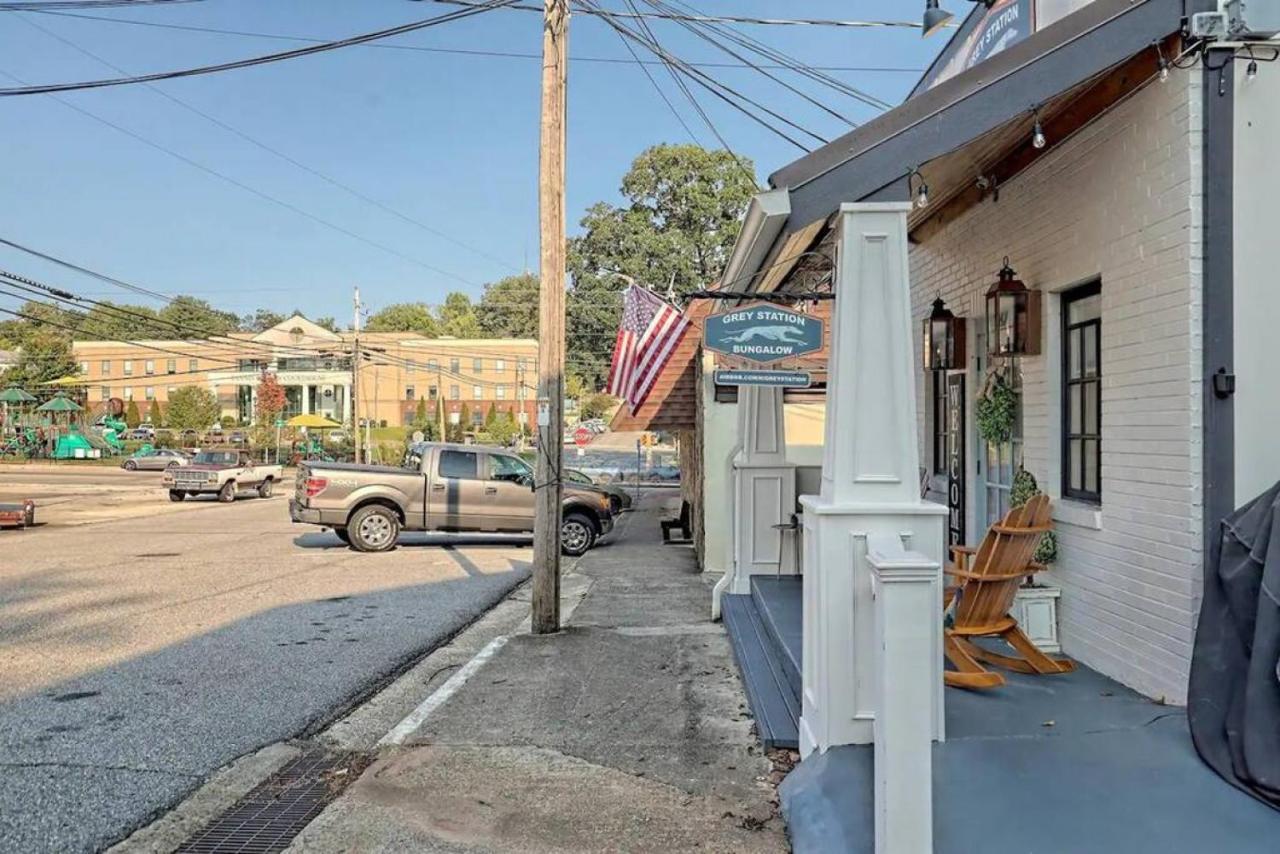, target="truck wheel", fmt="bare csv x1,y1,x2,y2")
218,481,236,503
333,527,351,545
348,505,399,552
168,490,186,502
561,513,596,557
257,478,273,498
